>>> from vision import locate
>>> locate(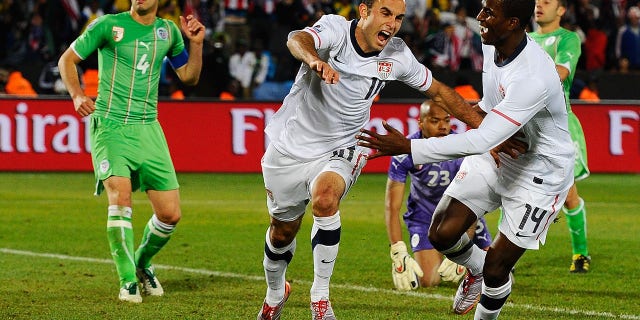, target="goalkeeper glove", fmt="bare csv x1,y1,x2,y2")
437,257,467,283
390,241,424,290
